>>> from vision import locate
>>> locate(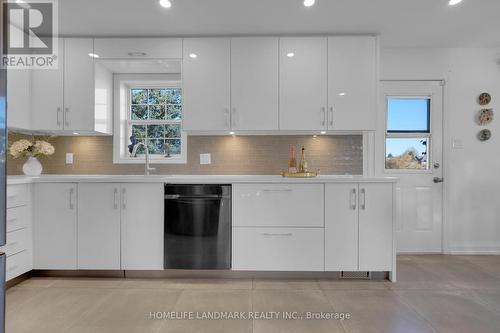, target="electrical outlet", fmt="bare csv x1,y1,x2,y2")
65,153,74,164
200,153,211,165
